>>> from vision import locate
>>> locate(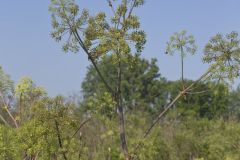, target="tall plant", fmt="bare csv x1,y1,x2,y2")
139,31,240,145
49,0,146,159
166,30,197,88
